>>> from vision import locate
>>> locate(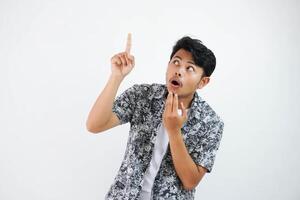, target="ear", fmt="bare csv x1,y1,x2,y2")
197,76,210,89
